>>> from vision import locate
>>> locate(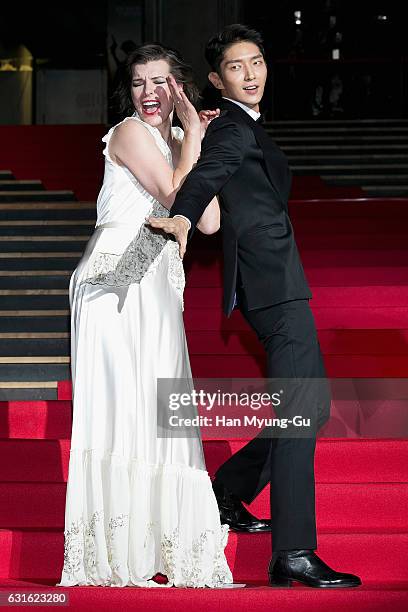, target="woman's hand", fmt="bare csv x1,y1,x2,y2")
198,108,220,140
167,74,200,135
